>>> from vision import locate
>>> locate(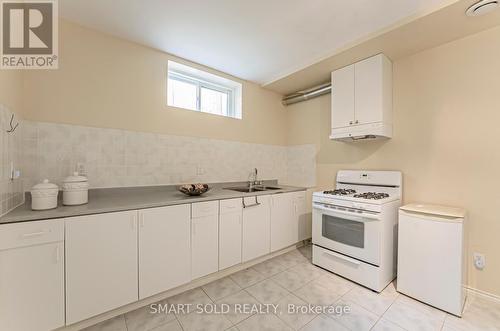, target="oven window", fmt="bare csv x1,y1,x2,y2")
322,215,364,248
